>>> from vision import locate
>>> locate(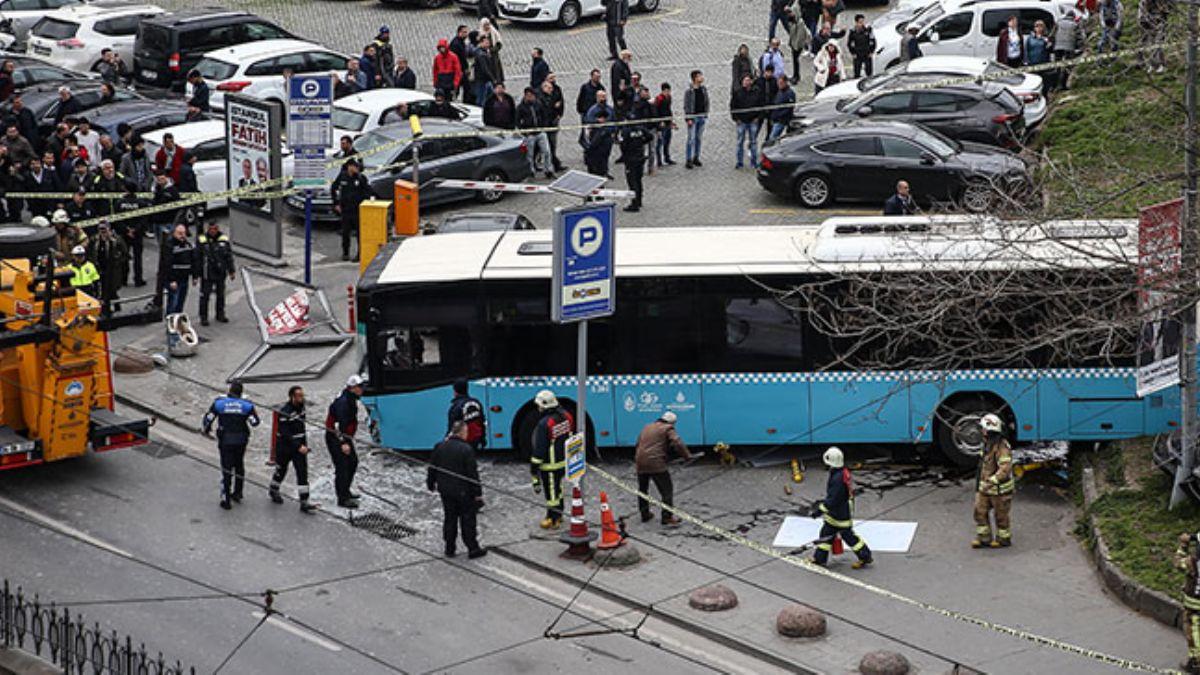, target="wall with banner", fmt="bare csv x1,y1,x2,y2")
1137,198,1184,397
225,94,284,262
